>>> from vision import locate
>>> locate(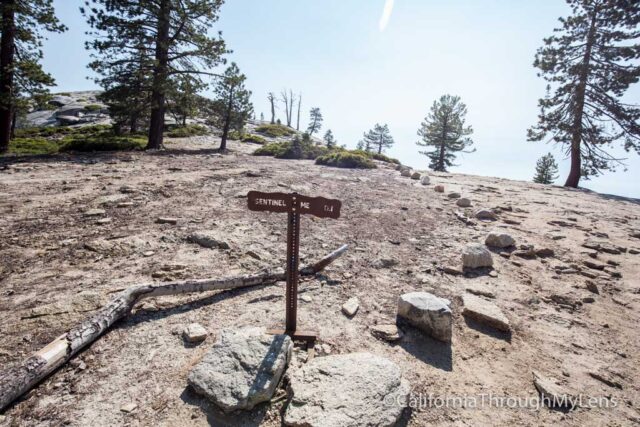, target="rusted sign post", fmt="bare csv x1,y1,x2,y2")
247,191,341,343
